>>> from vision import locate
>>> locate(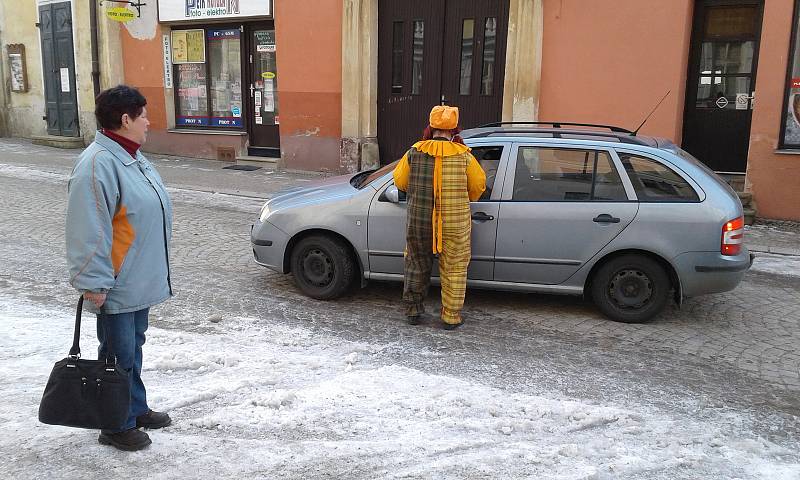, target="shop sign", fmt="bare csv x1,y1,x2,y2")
158,0,272,22
107,6,137,22
260,72,275,79
162,34,173,88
